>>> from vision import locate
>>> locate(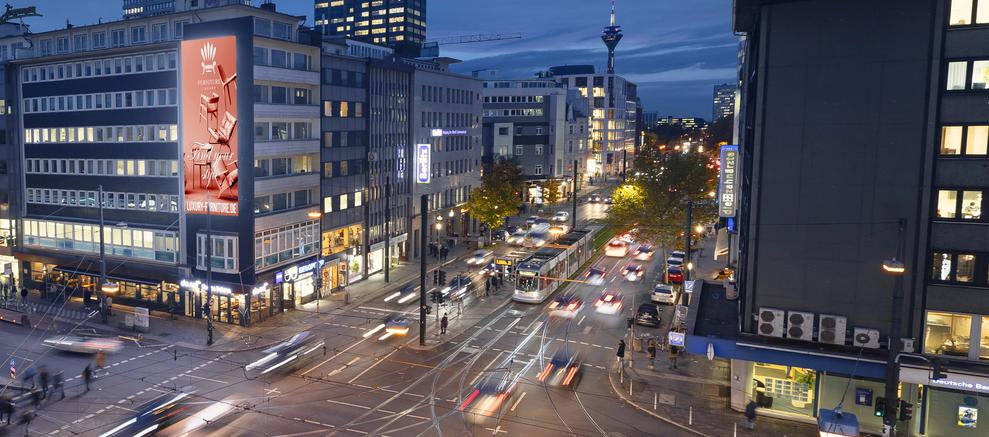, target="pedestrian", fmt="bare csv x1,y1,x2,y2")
19,287,27,305
83,289,92,308
82,365,92,392
744,399,757,430
616,339,626,369
440,313,448,335
52,371,64,400
105,296,113,316
0,394,12,424
668,344,679,369
37,365,49,399
95,351,106,370
484,279,490,297
19,410,34,434
21,366,36,389
29,388,41,410
647,339,657,369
